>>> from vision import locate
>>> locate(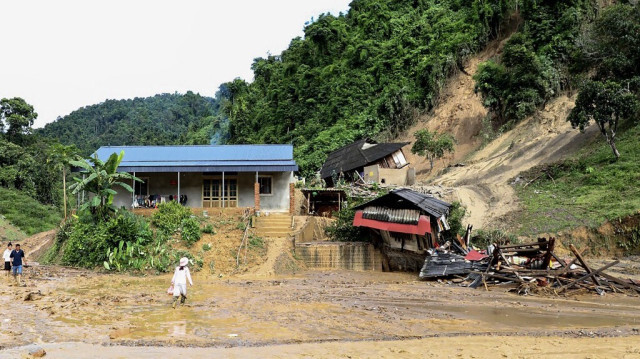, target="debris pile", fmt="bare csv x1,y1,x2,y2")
420,236,640,296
